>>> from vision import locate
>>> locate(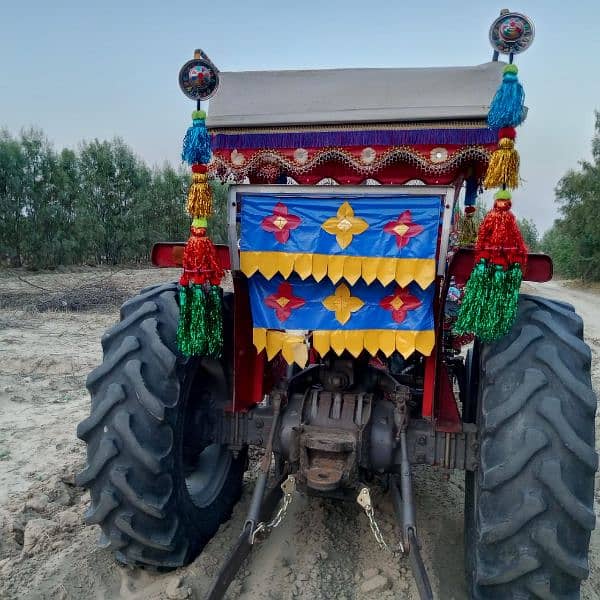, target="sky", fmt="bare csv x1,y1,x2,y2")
1,0,599,232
